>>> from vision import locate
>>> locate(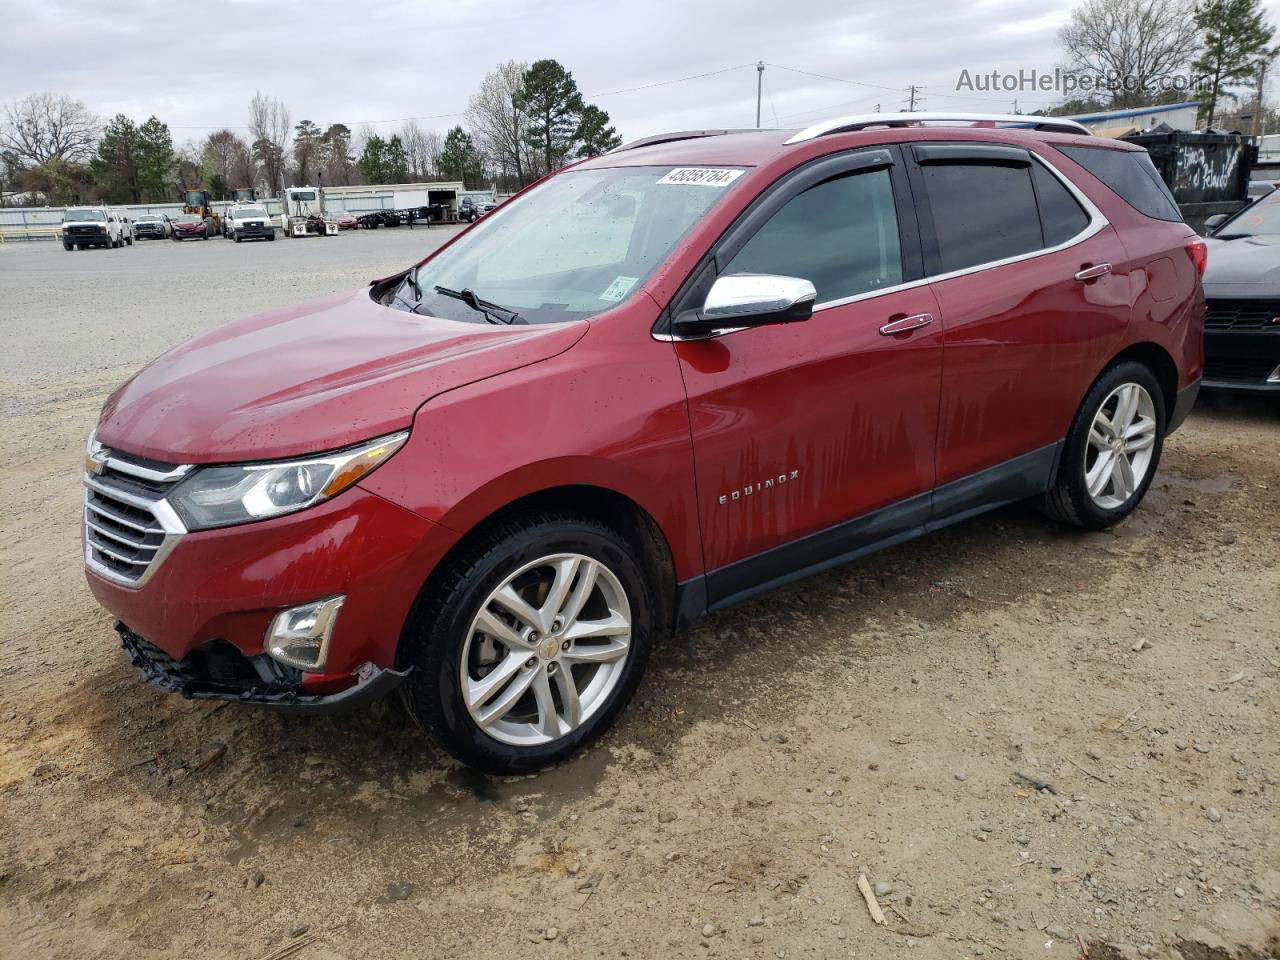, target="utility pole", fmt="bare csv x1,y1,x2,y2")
1254,58,1268,138
756,61,765,128
906,85,921,112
